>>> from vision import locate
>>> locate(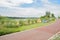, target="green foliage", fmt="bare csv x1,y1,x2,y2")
51,13,56,19
58,16,60,19
46,11,51,18
27,19,31,25
31,20,34,24
0,14,55,36
40,11,56,22
0,21,53,36
49,32,60,40
0,26,20,36
19,20,26,26
34,19,37,23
